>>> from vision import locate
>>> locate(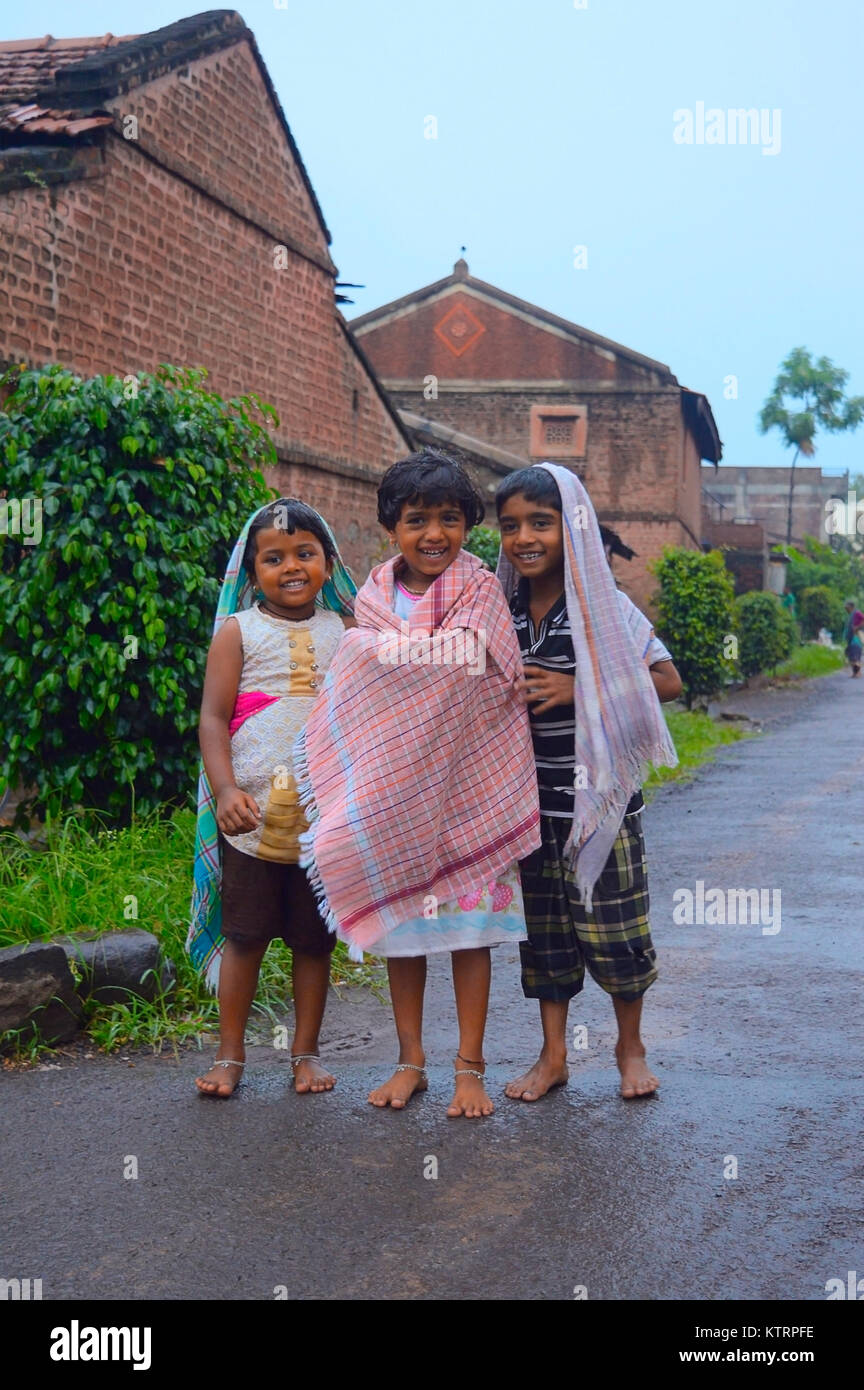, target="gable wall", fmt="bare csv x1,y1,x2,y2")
356,288,665,385
104,39,331,265
0,40,408,578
